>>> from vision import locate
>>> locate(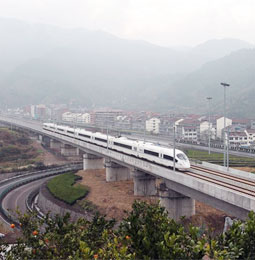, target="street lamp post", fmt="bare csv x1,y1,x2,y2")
143,112,146,143
206,97,212,155
227,126,230,171
173,124,176,171
220,82,230,167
